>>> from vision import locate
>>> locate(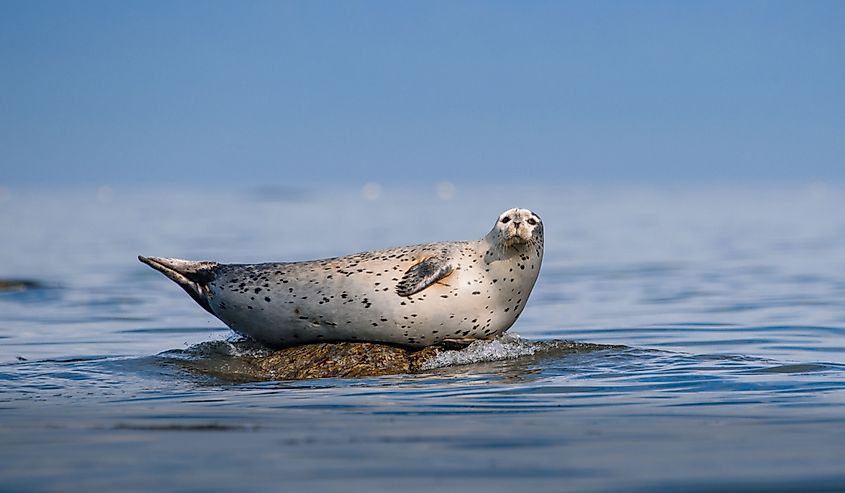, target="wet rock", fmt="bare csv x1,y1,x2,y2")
168,338,617,382
253,343,443,380
0,279,41,292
